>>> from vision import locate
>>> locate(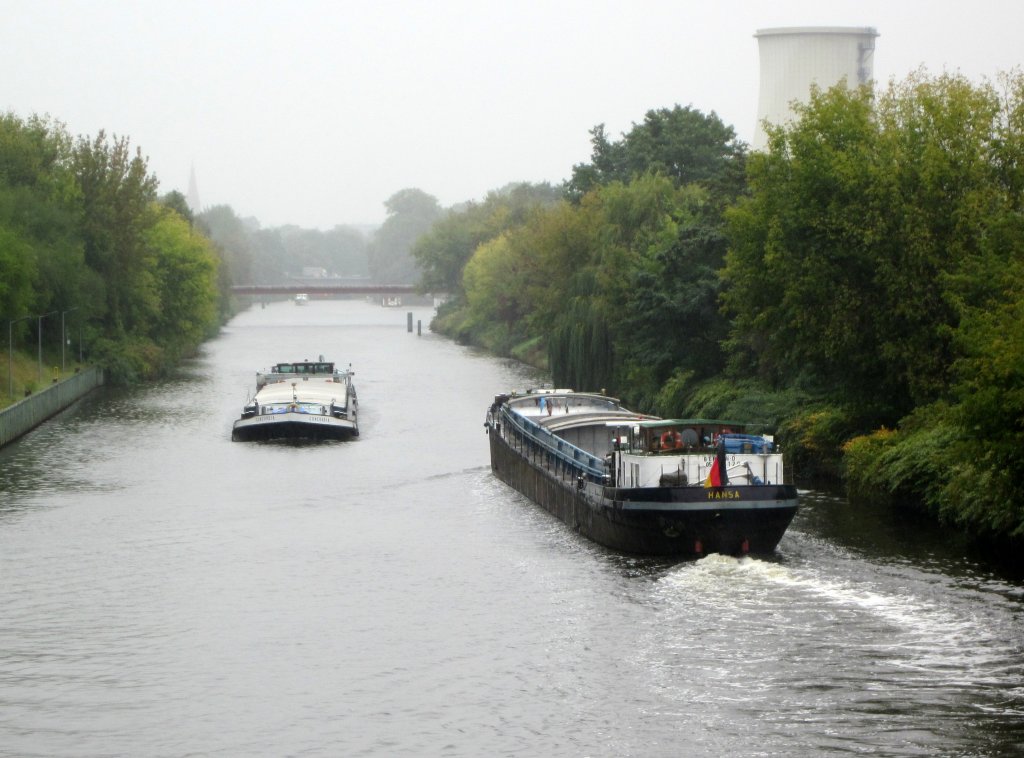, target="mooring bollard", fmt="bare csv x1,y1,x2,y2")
417,320,422,336
407,312,413,333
